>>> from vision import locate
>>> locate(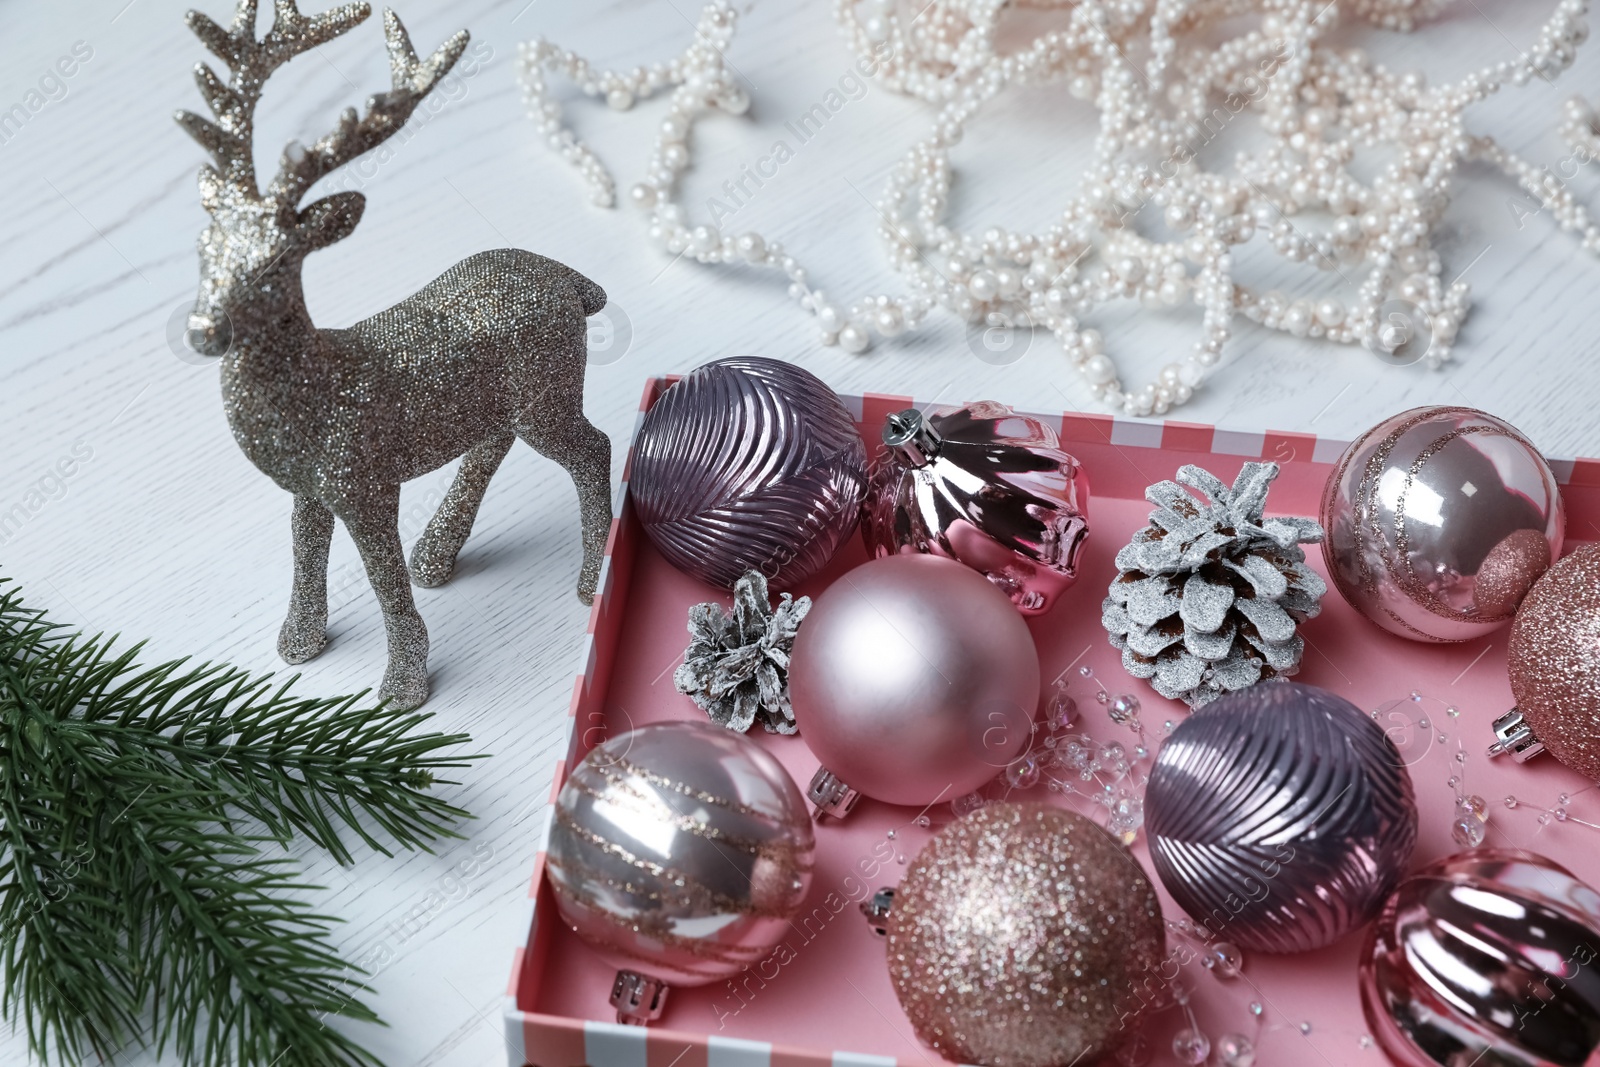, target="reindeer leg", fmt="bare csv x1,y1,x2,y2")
278,495,335,664
345,486,430,709
516,407,612,605
410,431,516,588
